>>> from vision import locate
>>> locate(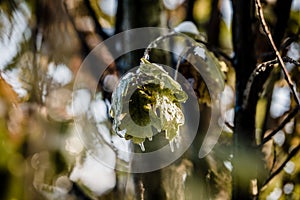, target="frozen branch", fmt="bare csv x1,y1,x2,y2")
243,56,300,110
255,0,300,106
